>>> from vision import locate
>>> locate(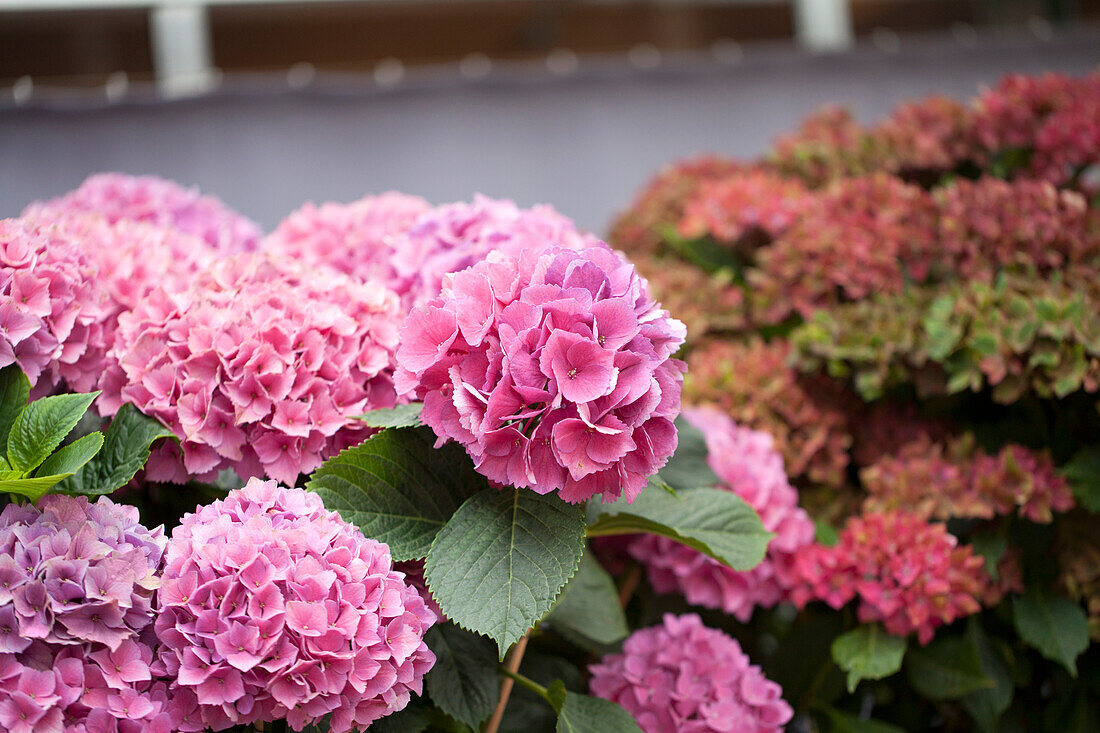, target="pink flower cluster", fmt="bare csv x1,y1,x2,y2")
791,511,989,644
629,408,815,621
262,192,431,293
155,479,436,732
678,169,811,245
396,243,686,503
0,495,172,733
873,95,980,174
100,254,403,485
589,613,792,733
390,194,600,306
25,173,261,253
1,217,109,391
